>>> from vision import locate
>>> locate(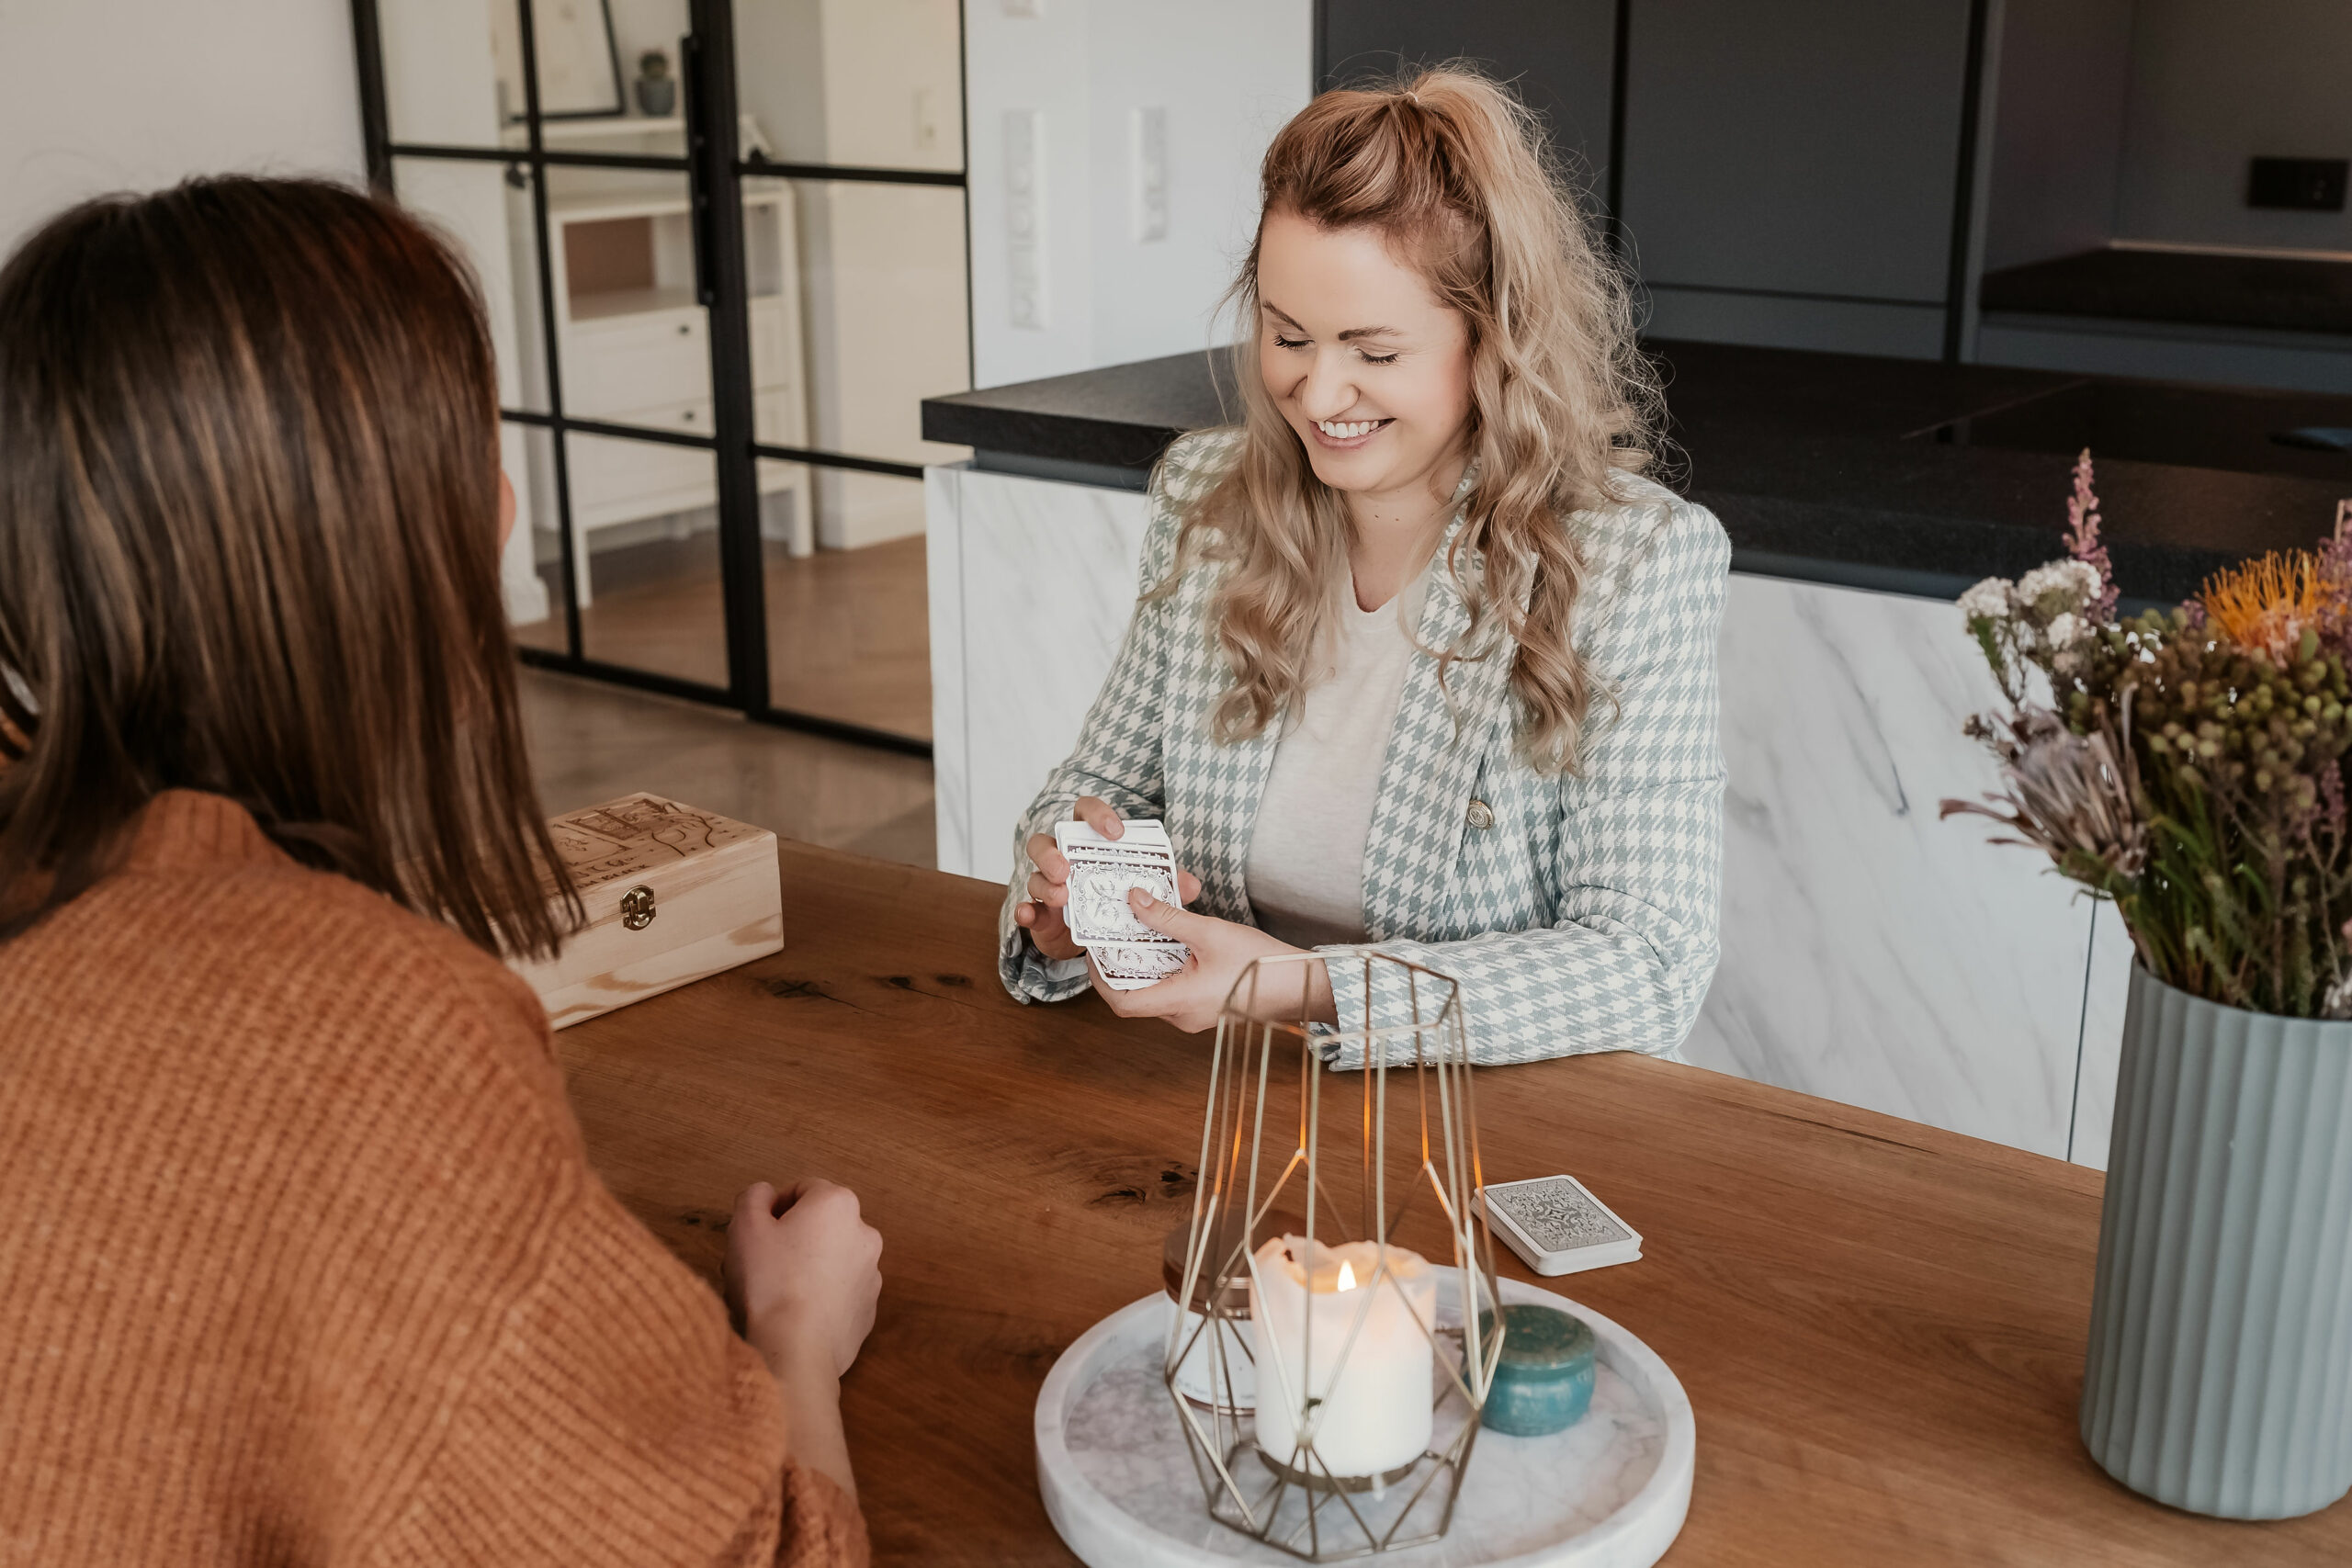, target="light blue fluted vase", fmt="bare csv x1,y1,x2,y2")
2081,964,2352,1518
